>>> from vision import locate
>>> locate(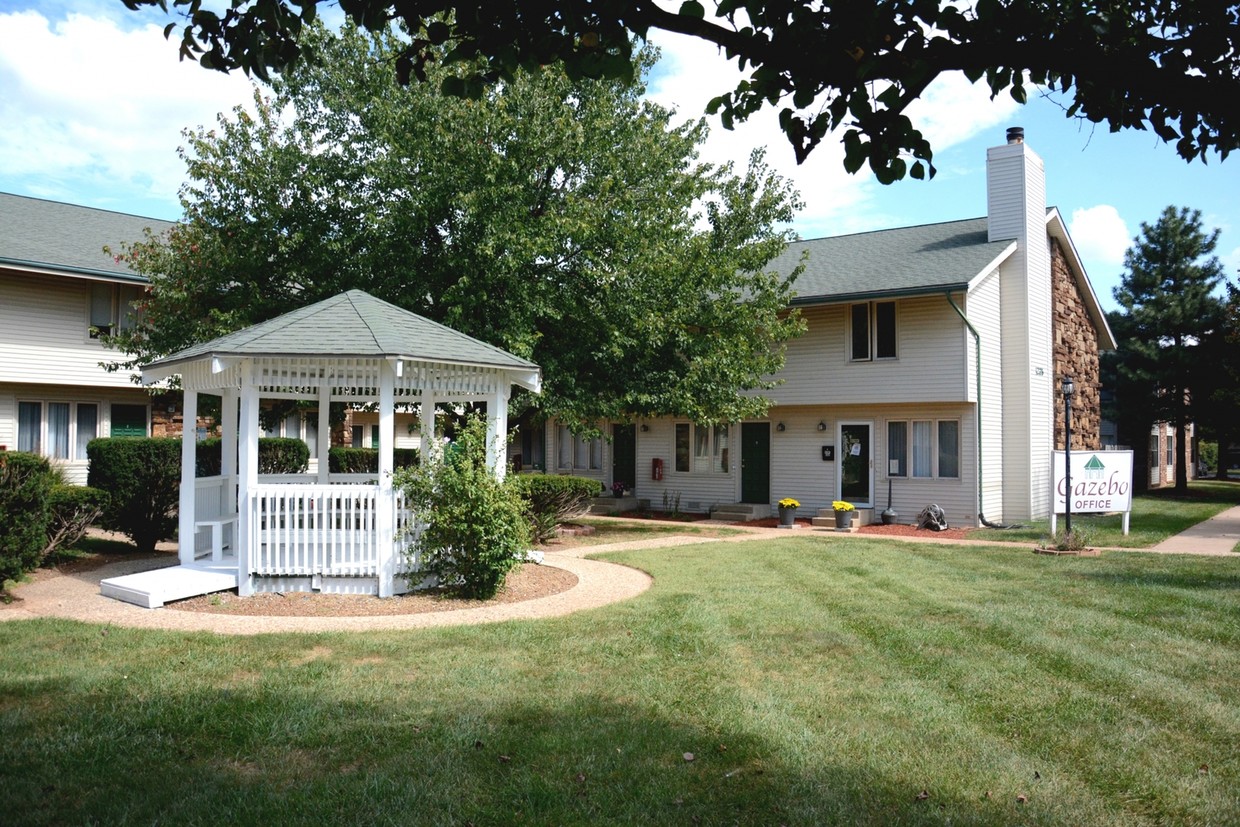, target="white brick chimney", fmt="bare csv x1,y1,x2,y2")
988,127,1054,521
